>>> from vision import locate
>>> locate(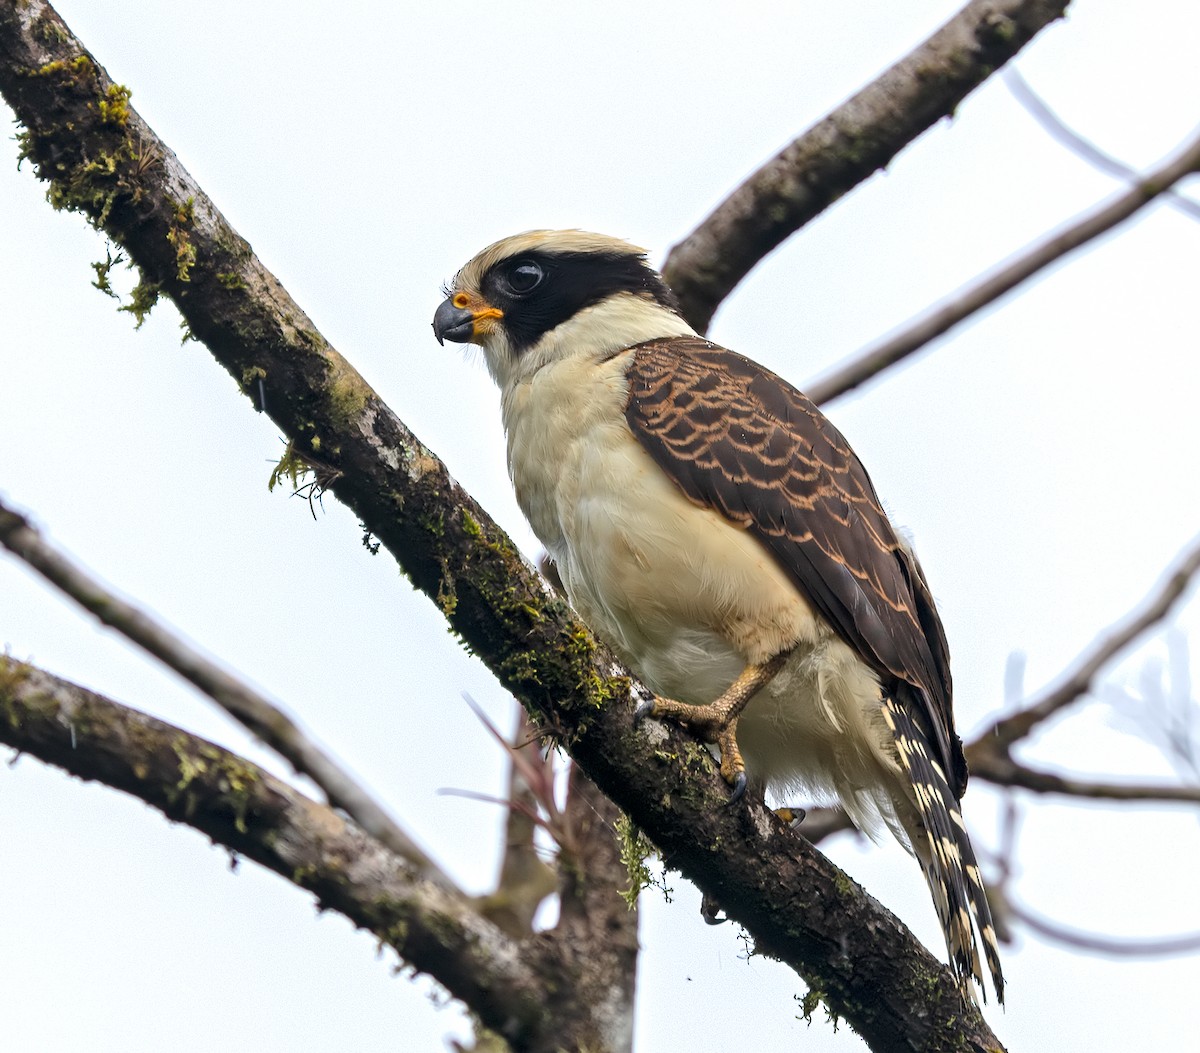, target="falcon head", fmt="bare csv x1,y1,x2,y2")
433,230,694,388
